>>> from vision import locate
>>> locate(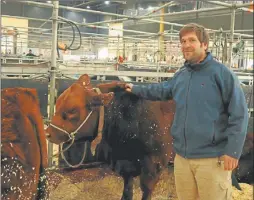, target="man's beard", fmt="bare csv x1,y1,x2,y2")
183,52,198,63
